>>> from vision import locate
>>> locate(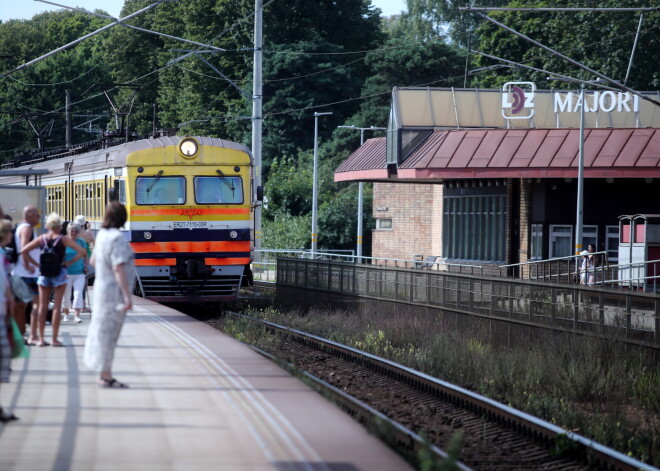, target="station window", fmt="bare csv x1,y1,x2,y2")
376,218,392,230
606,225,619,263
136,176,185,205
582,225,598,252
194,176,243,204
530,224,543,260
443,190,506,262
549,225,573,258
